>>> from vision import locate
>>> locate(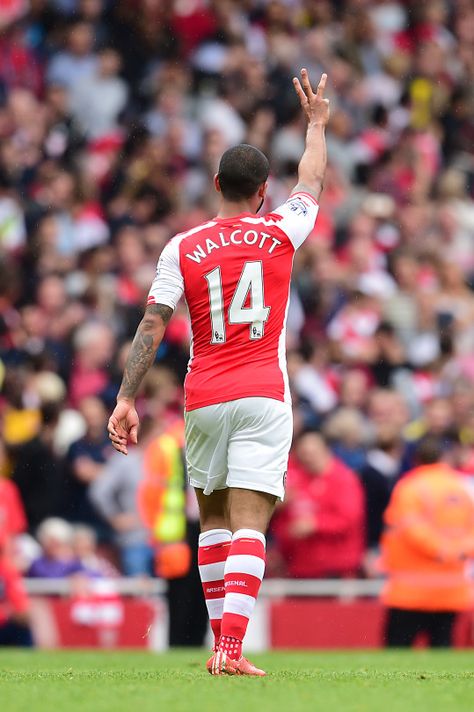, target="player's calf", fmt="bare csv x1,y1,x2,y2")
198,528,232,650
217,528,266,661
